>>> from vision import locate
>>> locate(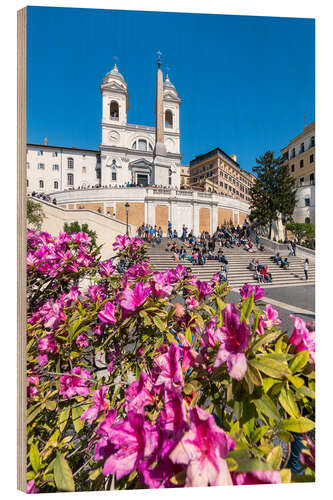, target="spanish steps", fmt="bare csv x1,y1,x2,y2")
146,238,315,289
